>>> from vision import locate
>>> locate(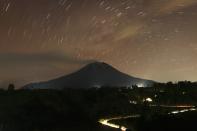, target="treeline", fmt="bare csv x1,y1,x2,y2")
0,81,197,131
146,81,197,105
